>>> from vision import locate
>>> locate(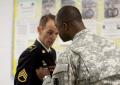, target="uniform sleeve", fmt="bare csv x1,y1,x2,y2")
70,50,90,85
14,50,36,85
42,75,52,85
